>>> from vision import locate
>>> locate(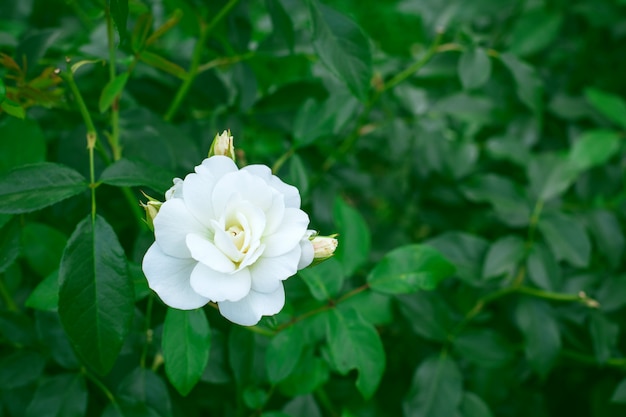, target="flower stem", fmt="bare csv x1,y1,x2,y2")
105,3,122,161
59,67,98,222
82,367,121,413
271,147,295,174
164,0,240,122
